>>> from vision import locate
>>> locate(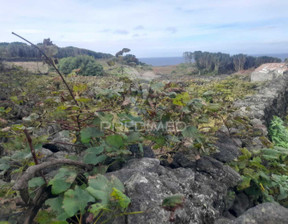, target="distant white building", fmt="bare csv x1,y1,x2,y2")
251,63,288,82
